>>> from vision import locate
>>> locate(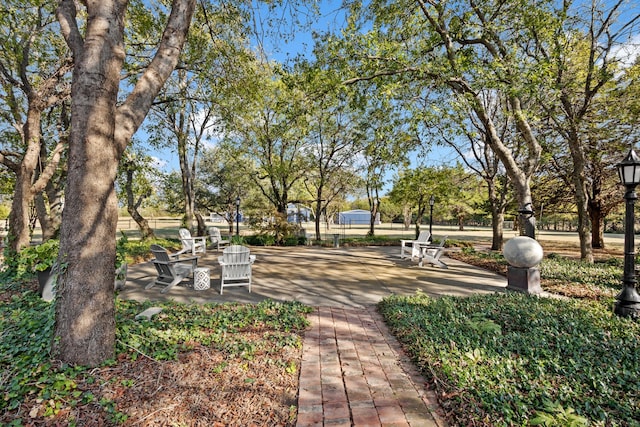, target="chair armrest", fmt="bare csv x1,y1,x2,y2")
185,236,207,243
155,255,198,265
